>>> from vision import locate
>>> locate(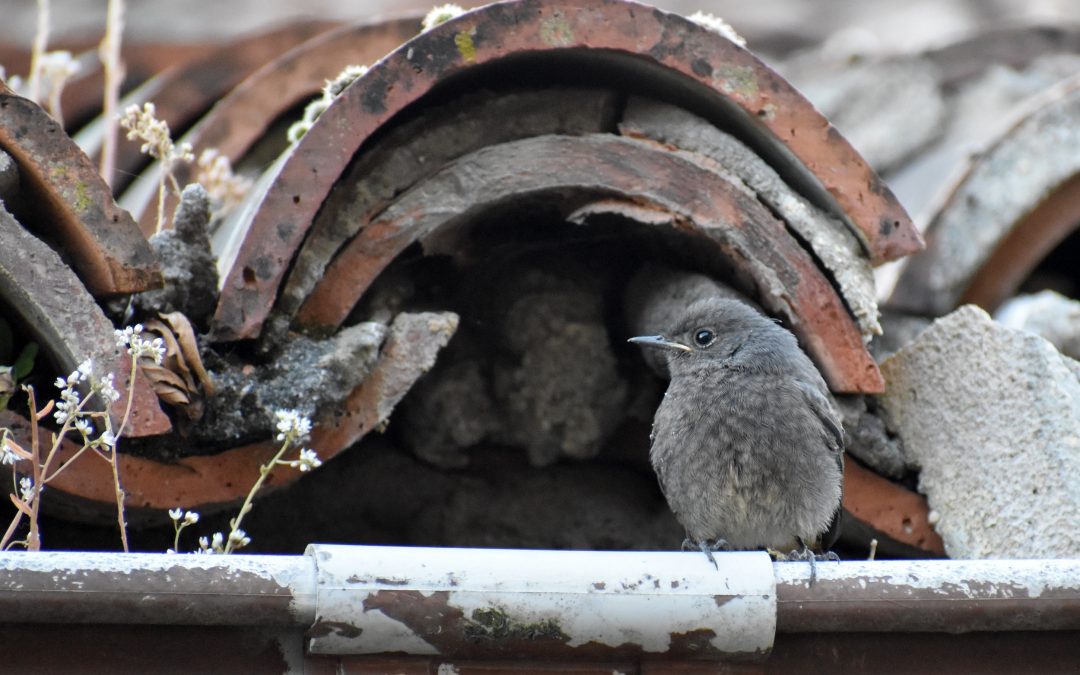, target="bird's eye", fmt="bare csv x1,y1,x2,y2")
693,329,715,347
